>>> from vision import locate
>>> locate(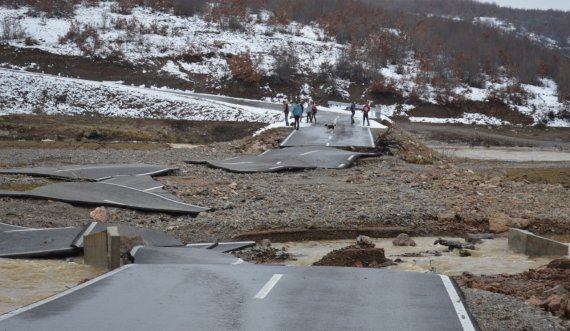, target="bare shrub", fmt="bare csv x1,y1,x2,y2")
369,79,401,96
227,52,263,83
1,16,26,40
272,45,299,82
